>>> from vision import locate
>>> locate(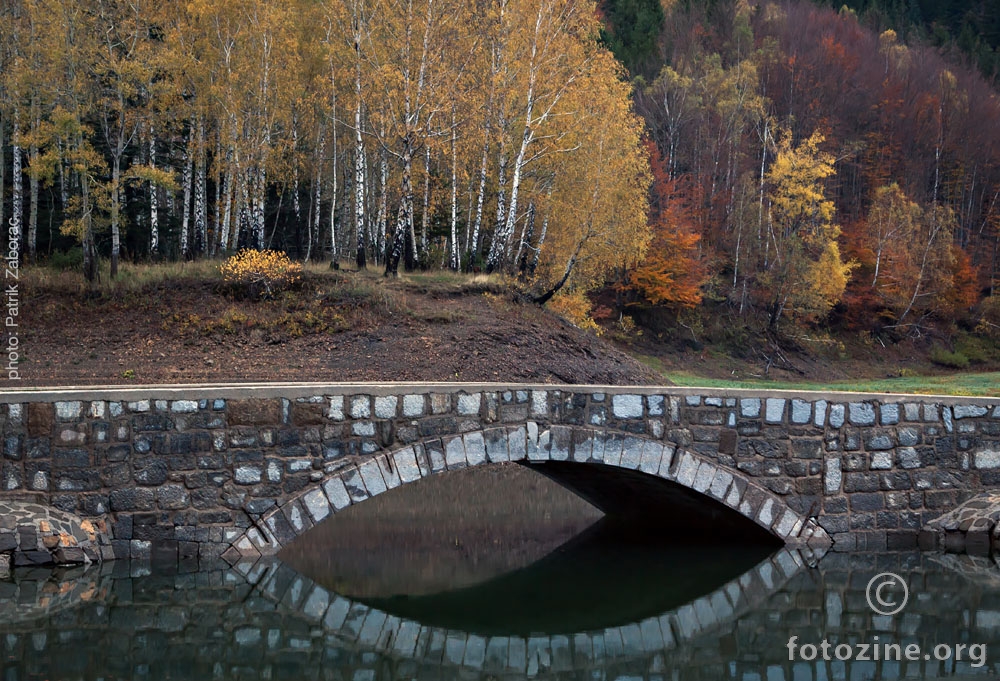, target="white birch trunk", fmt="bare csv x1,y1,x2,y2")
309,129,325,263
194,118,208,255
354,56,366,268
181,134,193,257
450,119,459,271
515,200,534,272
376,149,388,264
219,153,233,253
421,144,431,260
386,144,414,277
329,81,339,260
28,122,39,264
501,107,534,270
211,134,221,256
292,115,301,226
486,143,508,271
253,165,266,247
111,156,121,276
58,139,68,209
532,212,548,273
11,116,22,260
149,126,159,255
470,135,489,267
